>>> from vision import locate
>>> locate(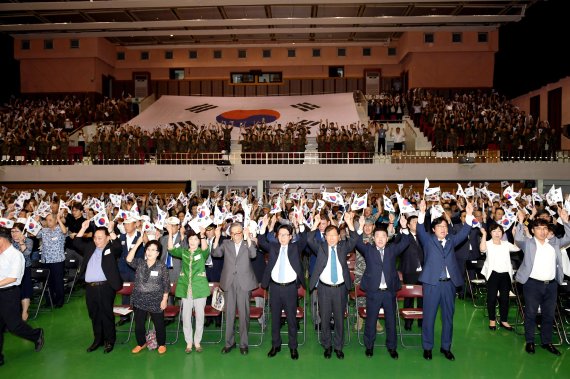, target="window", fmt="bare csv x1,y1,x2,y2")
262,49,271,58
312,48,321,57
21,40,30,50
238,49,247,59
116,52,125,61
452,33,462,43
169,68,185,80
165,51,173,59
362,47,371,56
189,50,198,59
213,50,222,59
387,47,396,56
478,32,488,43
258,72,282,83
44,39,53,50
70,39,80,49
329,66,344,78
424,33,434,43
230,73,255,84
337,48,346,57
140,51,149,60
287,49,296,58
